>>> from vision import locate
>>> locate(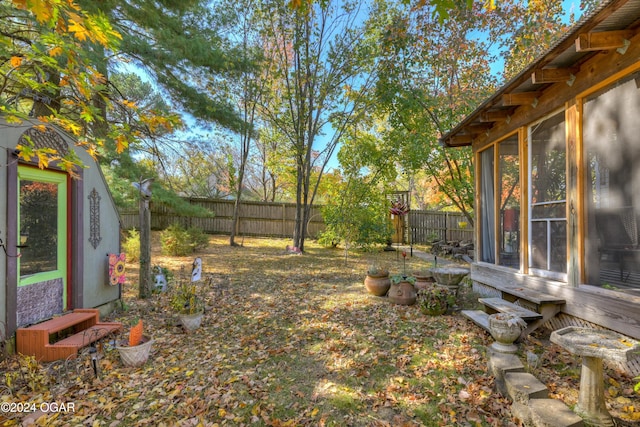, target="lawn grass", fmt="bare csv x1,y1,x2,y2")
1,233,638,426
